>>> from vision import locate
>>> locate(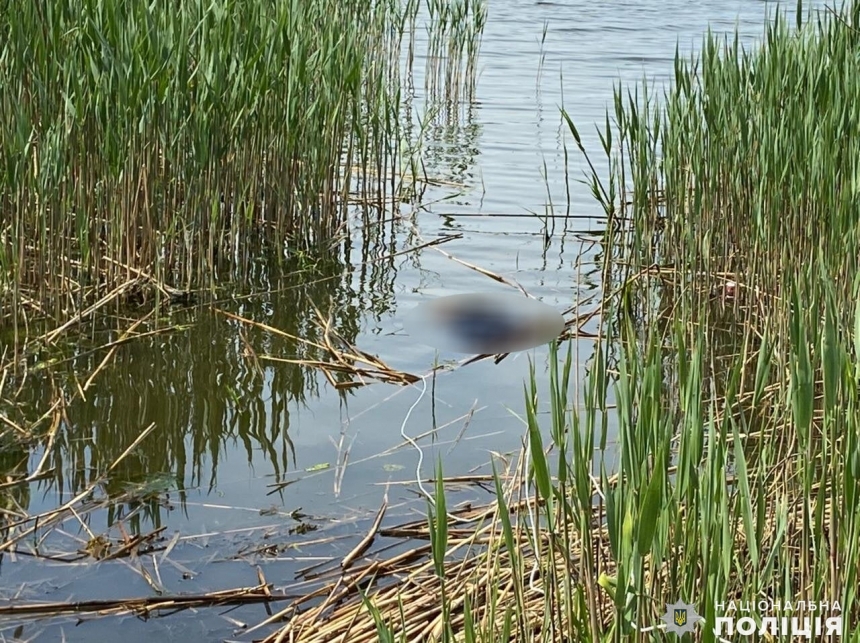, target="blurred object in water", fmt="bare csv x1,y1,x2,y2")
403,292,565,354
